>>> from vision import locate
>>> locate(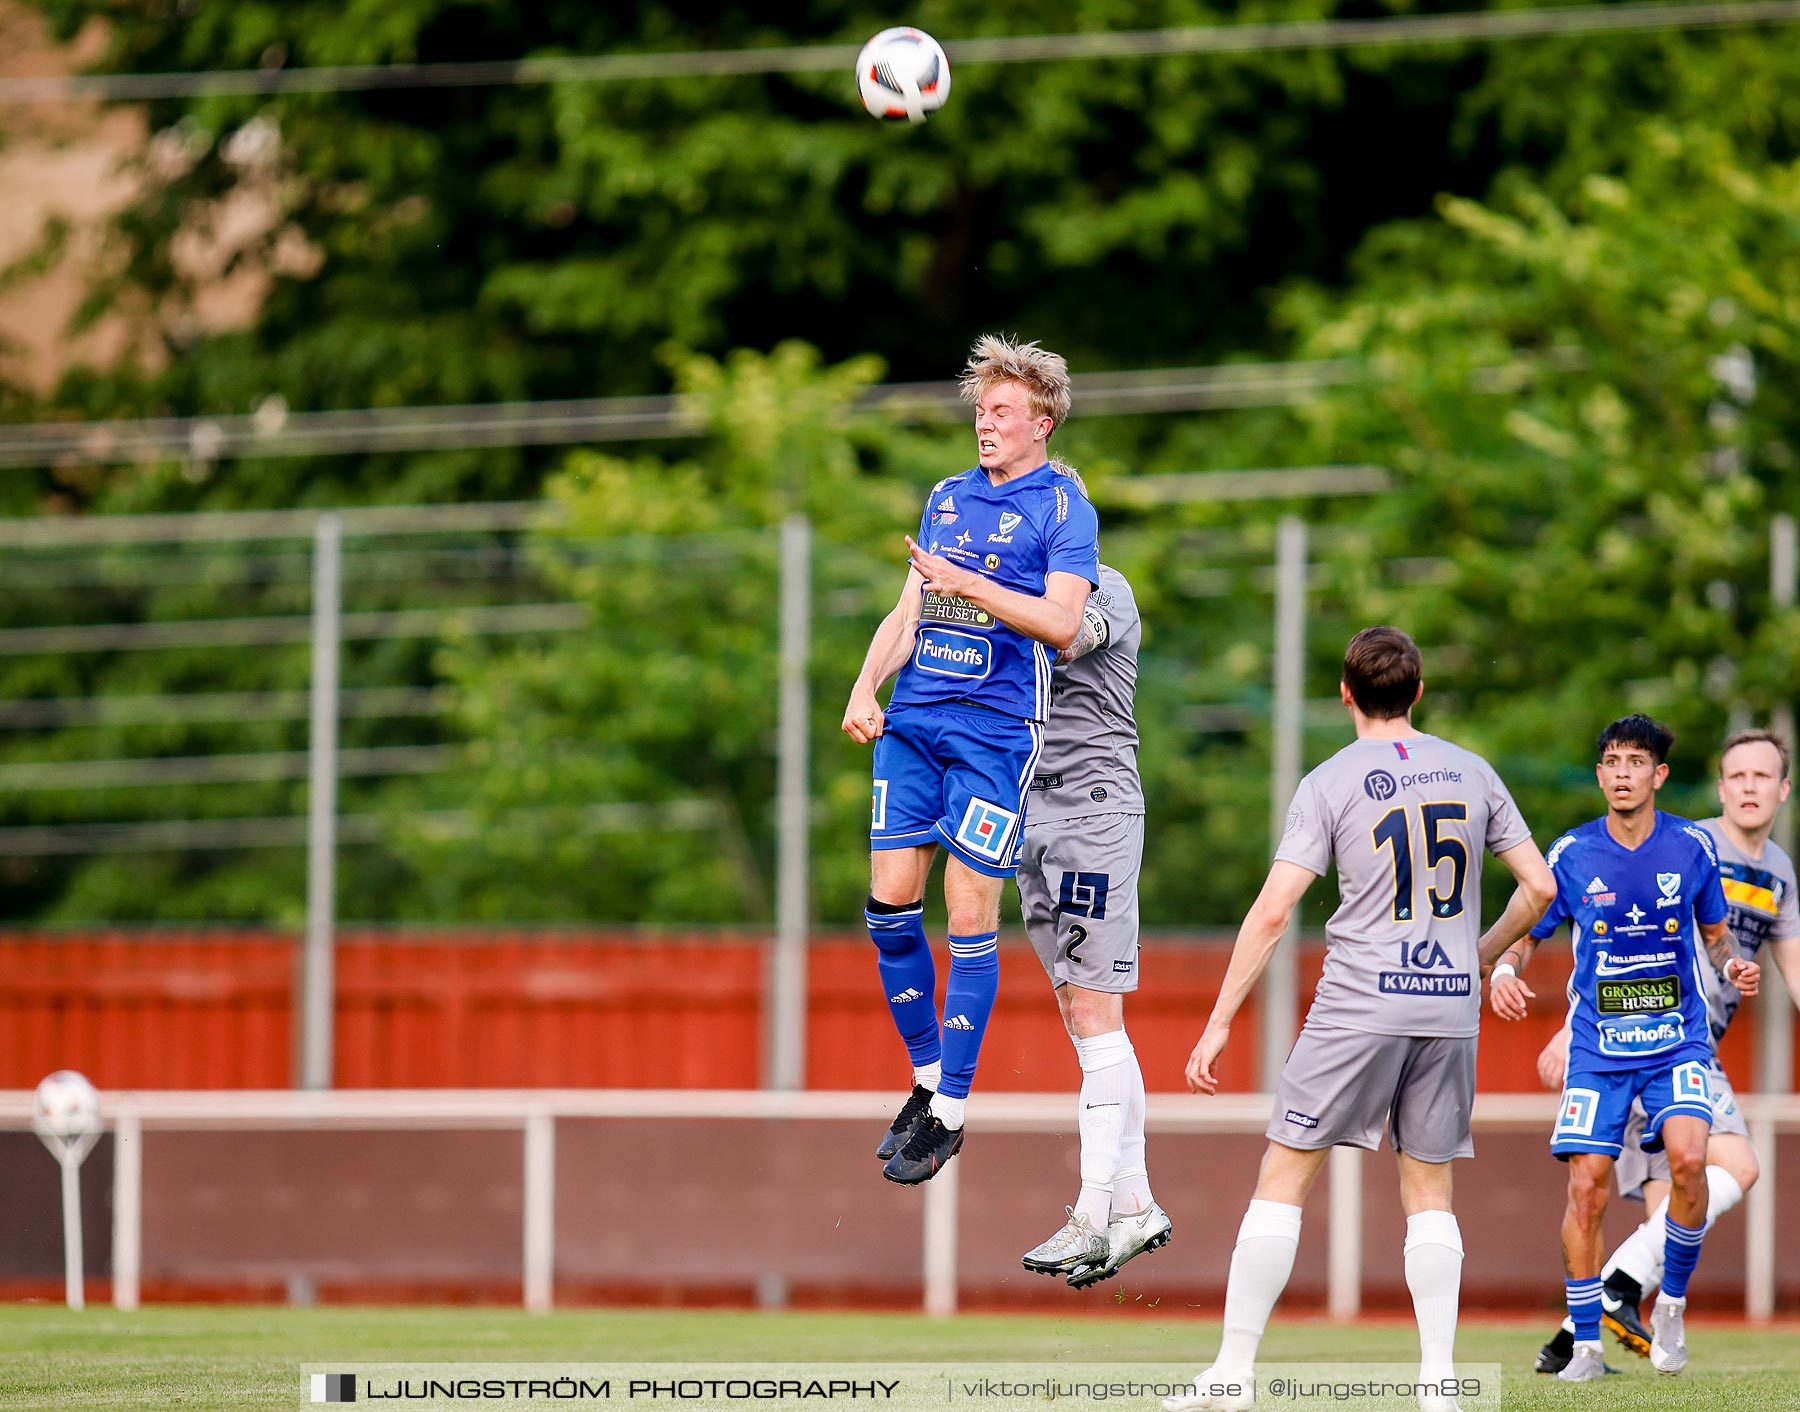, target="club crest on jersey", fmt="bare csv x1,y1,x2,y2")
955,797,1018,863
1655,871,1683,908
